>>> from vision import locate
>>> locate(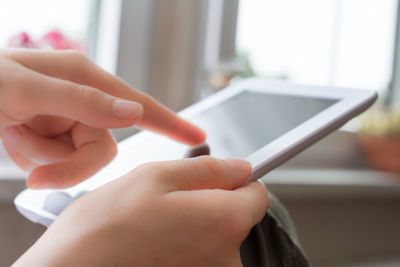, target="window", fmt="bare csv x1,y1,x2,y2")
0,0,98,57
236,0,398,93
